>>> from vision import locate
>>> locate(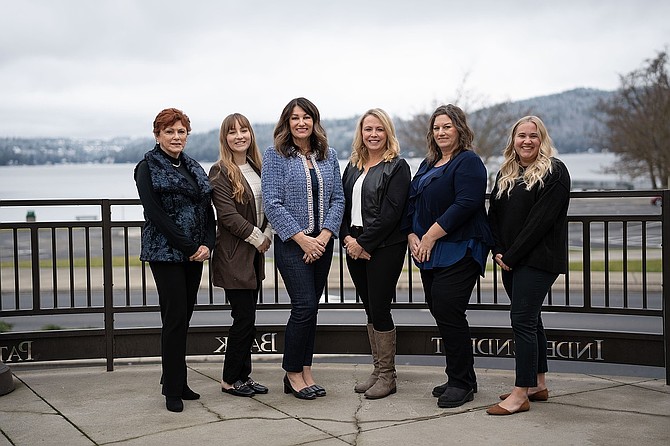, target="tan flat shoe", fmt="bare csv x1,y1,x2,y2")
487,399,530,415
499,388,548,402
